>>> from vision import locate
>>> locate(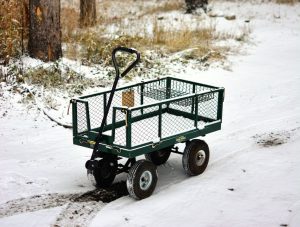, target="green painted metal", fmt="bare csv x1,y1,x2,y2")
85,102,91,131
217,89,225,121
194,96,198,127
72,100,78,135
111,108,116,142
103,93,107,126
158,104,162,138
72,77,224,158
191,84,196,114
126,110,132,148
